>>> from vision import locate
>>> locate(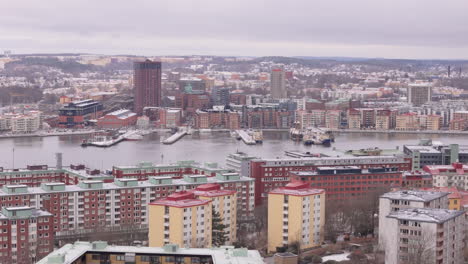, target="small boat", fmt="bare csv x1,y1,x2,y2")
290,122,303,141
252,130,263,143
